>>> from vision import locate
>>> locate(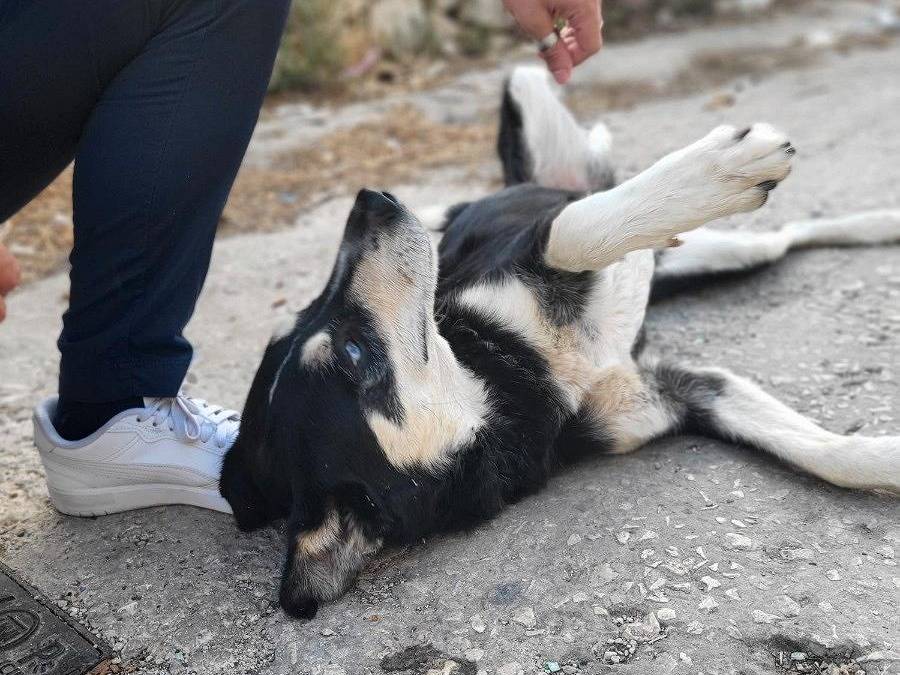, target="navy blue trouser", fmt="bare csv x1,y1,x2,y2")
0,0,291,402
